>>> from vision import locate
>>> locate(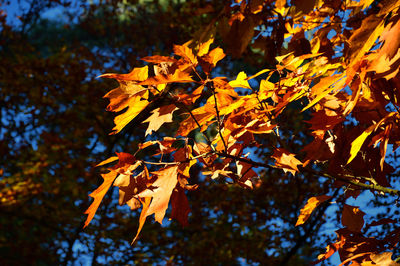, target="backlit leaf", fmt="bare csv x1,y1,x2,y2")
296,195,332,226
